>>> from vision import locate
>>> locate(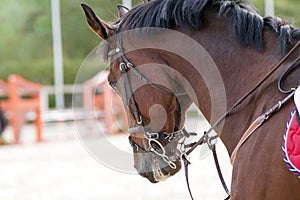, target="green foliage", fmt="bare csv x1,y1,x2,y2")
0,0,123,84
0,0,299,86
0,0,52,83
274,0,300,26
250,0,300,26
